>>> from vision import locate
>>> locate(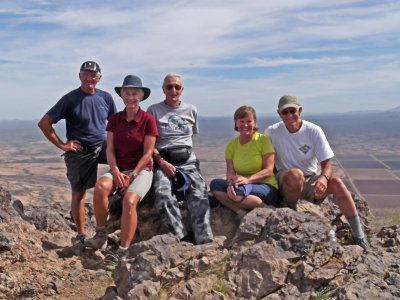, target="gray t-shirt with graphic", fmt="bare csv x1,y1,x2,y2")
147,101,198,151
